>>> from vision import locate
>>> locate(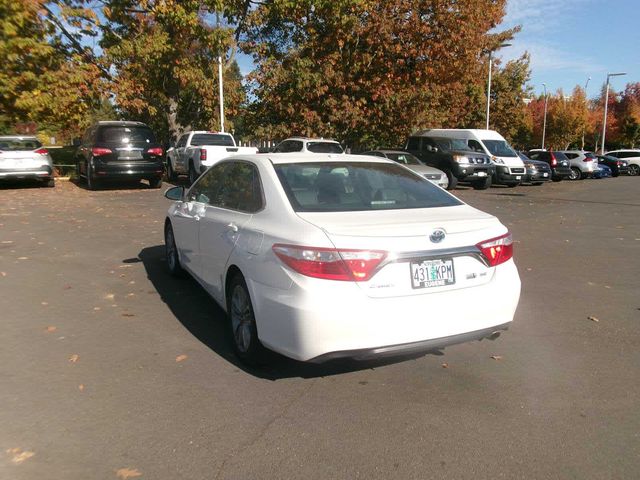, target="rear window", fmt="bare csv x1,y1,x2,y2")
274,161,461,212
385,153,423,165
97,126,156,145
584,152,596,159
553,152,569,161
0,138,42,151
190,133,234,147
306,142,344,154
481,140,517,157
